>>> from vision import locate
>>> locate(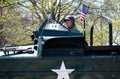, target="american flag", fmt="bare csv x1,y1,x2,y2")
80,4,89,21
